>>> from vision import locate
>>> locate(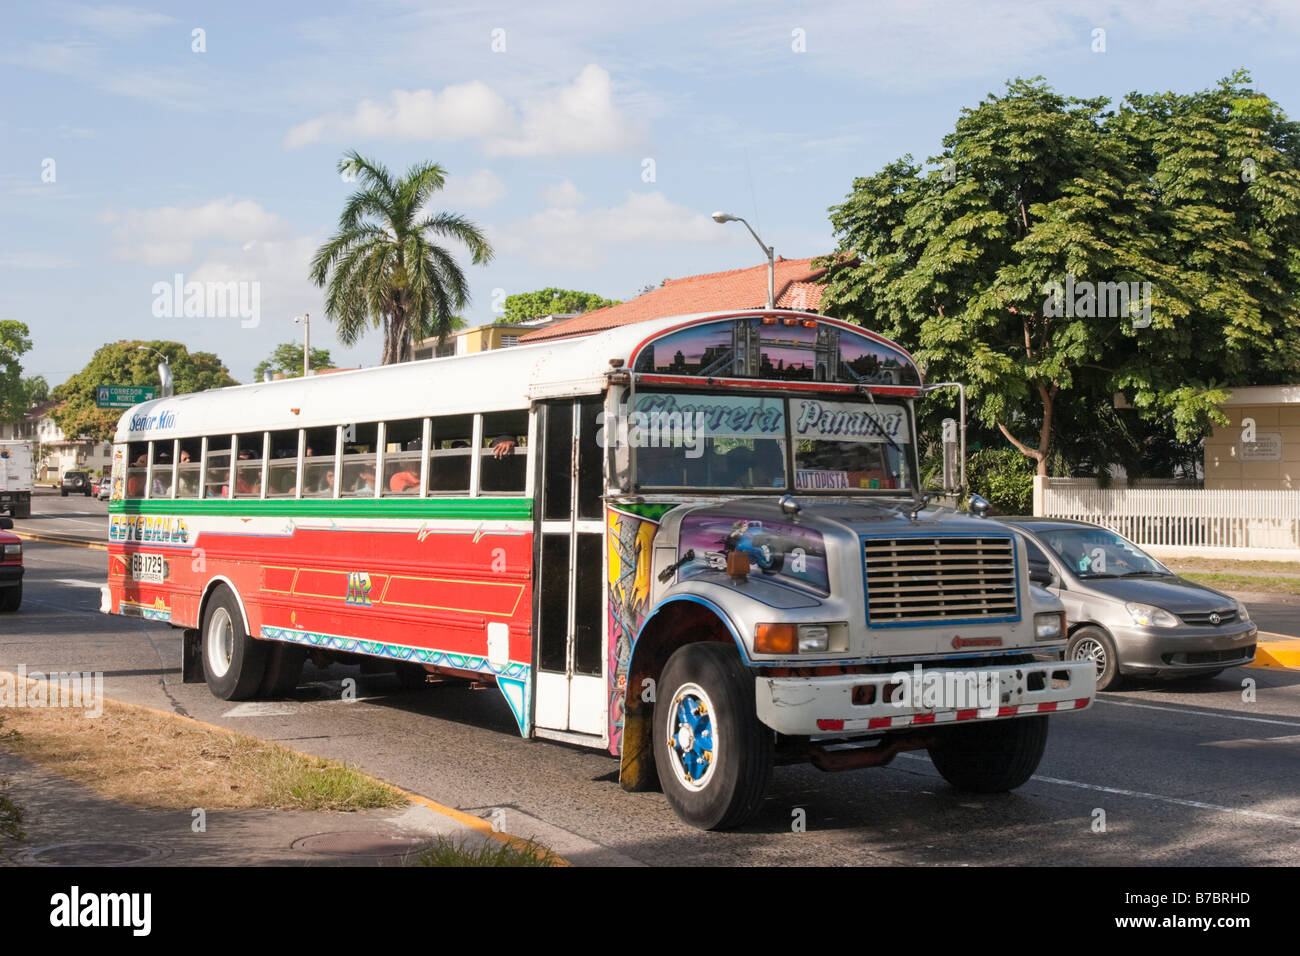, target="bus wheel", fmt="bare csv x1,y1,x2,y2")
927,715,1048,793
653,643,772,830
201,587,268,700
257,643,306,699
